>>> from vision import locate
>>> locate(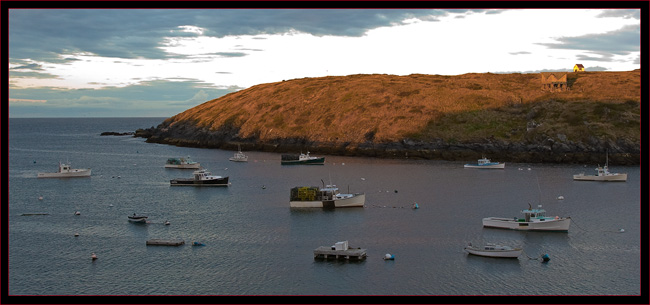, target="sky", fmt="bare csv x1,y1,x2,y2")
6,6,642,118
